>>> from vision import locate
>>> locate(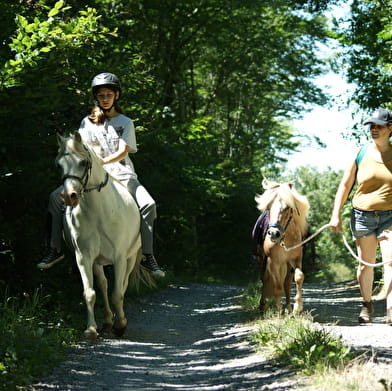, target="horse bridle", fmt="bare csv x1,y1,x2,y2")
267,208,294,240
60,150,109,193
